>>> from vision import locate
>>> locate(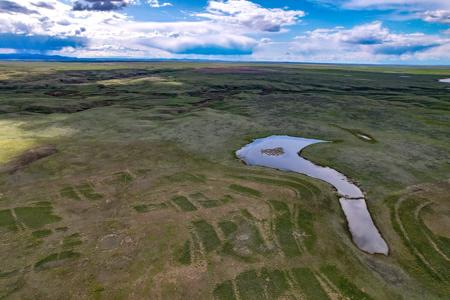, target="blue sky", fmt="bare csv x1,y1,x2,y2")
1,0,450,64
